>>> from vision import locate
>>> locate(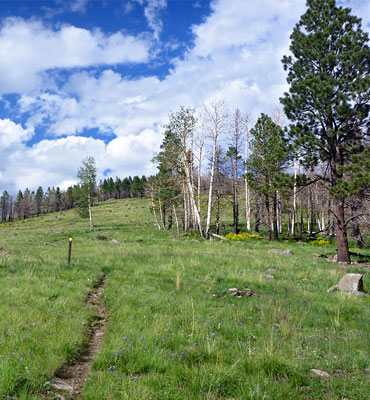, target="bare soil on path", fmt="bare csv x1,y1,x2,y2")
46,273,107,400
